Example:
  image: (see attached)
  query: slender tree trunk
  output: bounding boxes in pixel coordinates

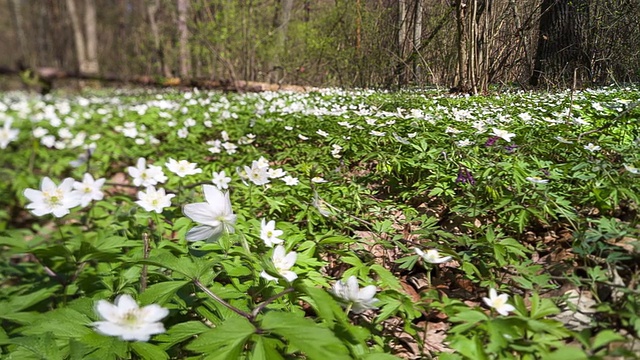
[271,0,293,83]
[83,0,98,74]
[177,0,190,78]
[66,0,99,75]
[8,0,29,67]
[147,0,171,77]
[398,0,409,85]
[412,0,423,81]
[455,0,469,91]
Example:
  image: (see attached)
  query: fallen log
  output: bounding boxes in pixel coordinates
[0,66,314,93]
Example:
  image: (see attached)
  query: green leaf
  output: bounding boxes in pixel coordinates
[155,320,210,347]
[186,316,255,358]
[139,280,190,305]
[591,329,625,350]
[250,336,285,360]
[370,264,402,291]
[4,286,62,314]
[130,342,169,360]
[10,333,63,360]
[261,311,351,360]
[543,346,588,360]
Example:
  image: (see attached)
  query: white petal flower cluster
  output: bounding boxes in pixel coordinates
[483,288,516,316]
[212,170,232,189]
[491,128,516,142]
[183,185,236,242]
[526,176,549,184]
[165,158,202,178]
[24,174,106,217]
[127,157,167,187]
[240,157,288,186]
[73,173,106,207]
[332,276,379,314]
[93,294,169,342]
[136,186,175,213]
[260,219,284,247]
[260,245,298,282]
[0,119,19,149]
[24,177,81,218]
[414,247,452,264]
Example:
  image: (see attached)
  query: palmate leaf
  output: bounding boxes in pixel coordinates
[260,311,351,360]
[186,316,255,359]
[130,342,169,360]
[9,332,63,360]
[139,280,190,306]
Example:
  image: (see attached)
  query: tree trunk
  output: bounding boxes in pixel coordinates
[271,0,294,83]
[8,0,29,68]
[454,0,469,92]
[83,0,98,74]
[177,0,190,78]
[66,0,99,75]
[530,0,587,86]
[412,0,423,81]
[398,0,409,85]
[146,0,171,77]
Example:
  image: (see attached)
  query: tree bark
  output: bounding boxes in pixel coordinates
[8,0,29,67]
[66,0,99,75]
[454,0,469,92]
[398,0,409,85]
[177,0,190,78]
[271,0,294,83]
[412,0,423,80]
[530,0,587,86]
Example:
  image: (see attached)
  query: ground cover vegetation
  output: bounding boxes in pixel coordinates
[0,86,639,359]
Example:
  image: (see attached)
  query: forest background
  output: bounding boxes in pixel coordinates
[0,0,639,92]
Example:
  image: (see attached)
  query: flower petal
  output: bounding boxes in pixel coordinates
[185,225,219,242]
[183,202,219,227]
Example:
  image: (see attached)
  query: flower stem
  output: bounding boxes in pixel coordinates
[193,279,252,319]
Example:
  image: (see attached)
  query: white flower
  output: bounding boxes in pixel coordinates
[73,173,106,207]
[93,294,169,342]
[584,143,601,152]
[555,136,573,144]
[127,158,165,187]
[0,119,19,149]
[244,161,270,186]
[311,177,327,184]
[222,142,237,154]
[369,130,386,137]
[260,219,284,247]
[24,177,81,218]
[183,185,236,242]
[298,134,309,140]
[212,170,232,189]
[624,164,640,174]
[526,176,549,184]
[165,158,202,178]
[260,245,297,282]
[414,247,452,264]
[136,186,175,213]
[456,139,473,147]
[177,127,189,138]
[491,128,516,142]
[316,129,329,137]
[284,126,293,131]
[483,288,516,316]
[281,175,299,186]
[268,168,286,179]
[332,276,379,314]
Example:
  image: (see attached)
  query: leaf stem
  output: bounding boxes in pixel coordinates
[251,287,295,319]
